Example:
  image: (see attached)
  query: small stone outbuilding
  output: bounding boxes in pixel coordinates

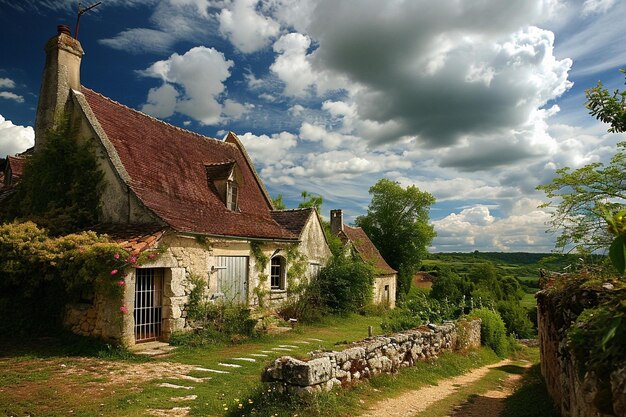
[330,209,397,308]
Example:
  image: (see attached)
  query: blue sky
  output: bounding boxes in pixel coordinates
[0,0,625,252]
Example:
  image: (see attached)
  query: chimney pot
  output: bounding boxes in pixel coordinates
[57,25,71,36]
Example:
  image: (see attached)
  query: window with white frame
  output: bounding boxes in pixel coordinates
[270,256,285,290]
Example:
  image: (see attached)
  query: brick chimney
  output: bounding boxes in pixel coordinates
[330,209,344,235]
[34,25,84,150]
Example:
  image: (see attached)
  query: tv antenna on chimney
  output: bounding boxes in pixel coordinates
[74,1,102,40]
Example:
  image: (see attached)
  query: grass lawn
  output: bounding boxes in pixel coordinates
[519,292,537,309]
[1,314,388,416]
[0,314,507,417]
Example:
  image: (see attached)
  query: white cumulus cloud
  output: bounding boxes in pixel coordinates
[219,0,280,53]
[139,46,246,125]
[0,115,34,158]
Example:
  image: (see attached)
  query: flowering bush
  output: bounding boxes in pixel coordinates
[0,221,164,319]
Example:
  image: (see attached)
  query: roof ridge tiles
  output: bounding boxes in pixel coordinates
[270,207,313,213]
[80,86,236,149]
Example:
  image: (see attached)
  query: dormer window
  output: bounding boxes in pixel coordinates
[205,160,243,212]
[227,180,238,211]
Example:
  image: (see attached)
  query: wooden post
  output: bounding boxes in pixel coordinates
[368,325,373,338]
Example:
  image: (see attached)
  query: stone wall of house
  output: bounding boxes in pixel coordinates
[262,319,481,396]
[373,274,397,308]
[64,292,123,342]
[537,289,626,417]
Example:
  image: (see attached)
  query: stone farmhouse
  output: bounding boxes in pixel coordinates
[10,26,332,346]
[330,209,397,308]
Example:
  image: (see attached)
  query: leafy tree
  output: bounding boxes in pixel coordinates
[468,262,504,300]
[586,69,626,133]
[356,178,436,296]
[298,191,323,211]
[5,118,103,235]
[430,266,466,304]
[272,194,286,209]
[538,70,626,255]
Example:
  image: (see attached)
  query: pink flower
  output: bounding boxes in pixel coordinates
[128,256,138,264]
[110,269,118,275]
[117,280,125,286]
[119,306,129,314]
[113,253,120,260]
[148,253,156,259]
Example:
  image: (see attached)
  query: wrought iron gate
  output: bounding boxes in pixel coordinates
[215,256,248,304]
[134,268,164,342]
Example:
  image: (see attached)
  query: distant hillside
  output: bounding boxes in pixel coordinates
[427,251,581,268]
[423,251,602,284]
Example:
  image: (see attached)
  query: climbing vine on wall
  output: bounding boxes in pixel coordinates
[250,240,270,307]
[285,244,308,297]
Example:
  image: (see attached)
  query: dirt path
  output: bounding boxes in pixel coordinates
[449,364,529,417]
[359,359,513,417]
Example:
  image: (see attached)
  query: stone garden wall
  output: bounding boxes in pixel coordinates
[537,289,626,417]
[262,319,481,396]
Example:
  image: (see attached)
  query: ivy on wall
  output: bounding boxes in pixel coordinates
[250,240,310,306]
[251,240,270,307]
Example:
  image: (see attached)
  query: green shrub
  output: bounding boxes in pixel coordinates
[497,300,535,338]
[316,255,375,313]
[470,307,510,357]
[183,275,257,345]
[278,282,328,323]
[381,287,458,332]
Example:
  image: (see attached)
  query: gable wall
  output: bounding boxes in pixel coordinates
[70,94,161,225]
[298,215,332,266]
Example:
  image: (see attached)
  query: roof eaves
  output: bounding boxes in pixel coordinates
[176,230,300,243]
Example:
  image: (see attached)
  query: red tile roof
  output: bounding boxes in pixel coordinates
[81,87,297,241]
[93,224,166,255]
[343,225,396,275]
[7,155,26,181]
[271,208,314,236]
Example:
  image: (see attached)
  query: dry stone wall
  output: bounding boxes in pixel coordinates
[537,289,626,417]
[262,319,481,396]
[64,293,122,341]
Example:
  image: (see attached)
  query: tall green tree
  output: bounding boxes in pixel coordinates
[356,178,436,296]
[272,194,286,209]
[538,70,626,255]
[298,191,323,211]
[6,118,104,235]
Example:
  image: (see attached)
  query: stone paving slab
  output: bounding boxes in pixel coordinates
[180,375,210,382]
[250,353,269,357]
[194,367,230,374]
[218,362,242,368]
[232,357,256,362]
[170,395,197,402]
[158,383,193,390]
